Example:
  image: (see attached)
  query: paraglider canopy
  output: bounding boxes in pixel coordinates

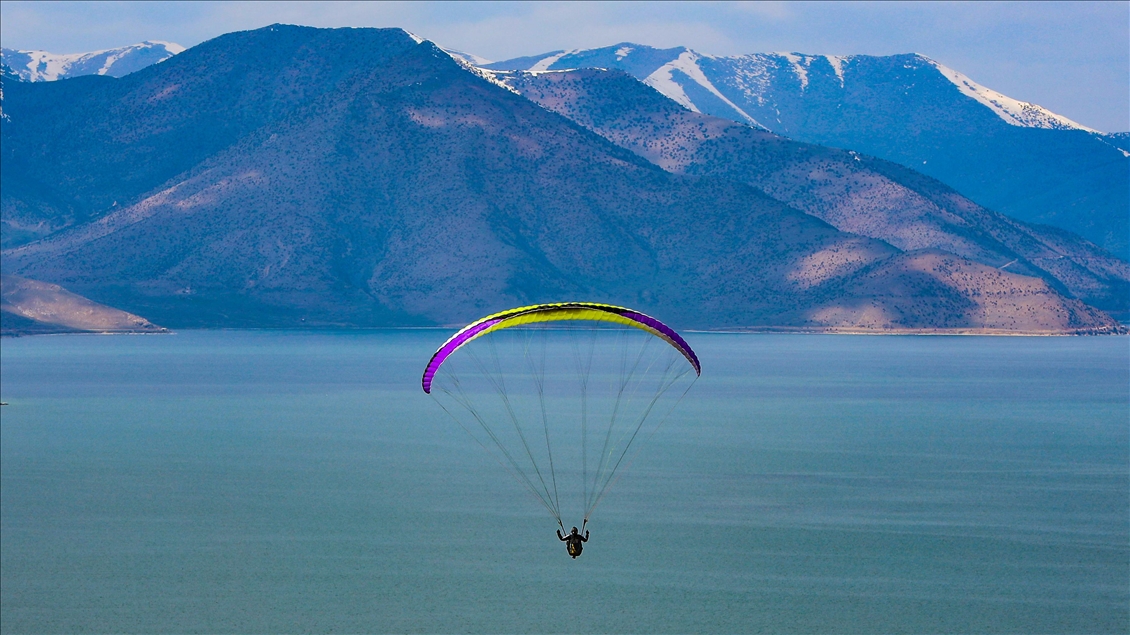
[422,302,700,394]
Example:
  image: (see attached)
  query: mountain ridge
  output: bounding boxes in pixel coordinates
[487,43,1129,259]
[8,38,1121,255]
[0,26,1121,333]
[1,41,183,82]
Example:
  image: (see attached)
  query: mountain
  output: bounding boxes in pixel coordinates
[1,274,165,335]
[486,45,1130,259]
[496,68,1129,318]
[0,41,183,82]
[0,26,1119,333]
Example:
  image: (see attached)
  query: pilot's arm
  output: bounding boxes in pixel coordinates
[557,529,567,541]
[581,531,589,542]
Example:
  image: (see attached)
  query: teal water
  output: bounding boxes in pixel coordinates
[1,331,1127,634]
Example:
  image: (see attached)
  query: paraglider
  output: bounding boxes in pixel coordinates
[422,302,699,557]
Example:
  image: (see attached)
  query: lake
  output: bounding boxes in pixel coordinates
[1,330,1127,633]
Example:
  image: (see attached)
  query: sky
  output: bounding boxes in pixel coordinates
[1,1,1127,132]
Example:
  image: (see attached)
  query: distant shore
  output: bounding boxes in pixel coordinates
[689,325,1130,336]
[4,324,1126,338]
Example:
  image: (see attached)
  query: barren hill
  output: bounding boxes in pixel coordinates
[1,274,165,335]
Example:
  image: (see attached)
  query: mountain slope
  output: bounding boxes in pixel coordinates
[0,26,880,329]
[1,26,446,247]
[0,26,1117,333]
[0,42,183,81]
[498,69,1129,318]
[487,45,1129,259]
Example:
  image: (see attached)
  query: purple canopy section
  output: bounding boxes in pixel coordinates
[621,309,700,373]
[421,317,503,394]
[421,303,699,394]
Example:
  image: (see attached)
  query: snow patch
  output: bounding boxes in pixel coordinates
[1093,133,1130,157]
[16,49,82,81]
[441,48,494,66]
[643,61,699,112]
[98,51,127,75]
[443,53,521,95]
[528,50,575,72]
[928,58,1097,132]
[780,53,810,90]
[644,51,764,128]
[615,46,634,60]
[476,69,521,94]
[516,69,588,76]
[155,41,186,55]
[825,55,846,87]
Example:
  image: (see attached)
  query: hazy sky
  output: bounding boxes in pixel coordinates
[1,1,1127,131]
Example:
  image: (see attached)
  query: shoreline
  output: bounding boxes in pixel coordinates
[3,325,1127,338]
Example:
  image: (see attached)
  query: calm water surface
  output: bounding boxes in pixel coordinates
[1,331,1127,633]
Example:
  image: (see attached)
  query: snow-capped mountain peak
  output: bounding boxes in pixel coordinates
[482,44,766,129]
[1,41,184,82]
[926,57,1097,132]
[486,44,1100,135]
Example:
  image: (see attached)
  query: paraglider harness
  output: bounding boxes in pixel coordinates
[557,520,589,558]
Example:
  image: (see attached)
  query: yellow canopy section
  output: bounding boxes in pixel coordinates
[421,302,699,393]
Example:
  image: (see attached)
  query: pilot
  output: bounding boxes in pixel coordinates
[557,526,589,558]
